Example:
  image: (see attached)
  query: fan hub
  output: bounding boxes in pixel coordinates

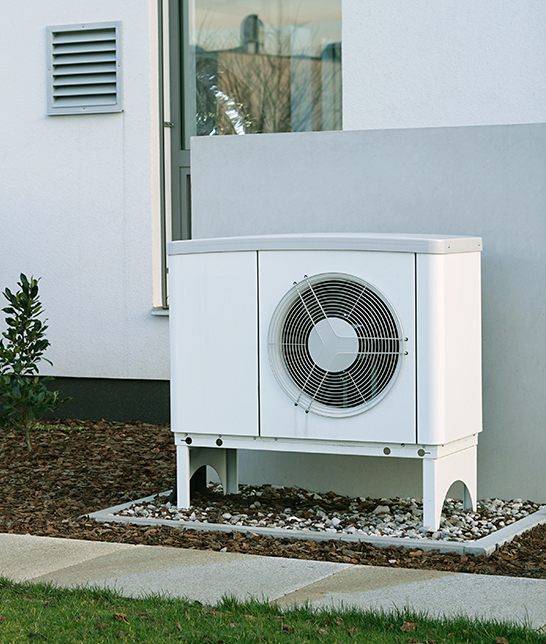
[307,317,359,372]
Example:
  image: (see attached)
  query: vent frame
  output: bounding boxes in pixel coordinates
[47,21,123,115]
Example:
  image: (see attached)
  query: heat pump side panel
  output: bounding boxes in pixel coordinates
[169,251,259,437]
[258,249,416,444]
[416,252,482,445]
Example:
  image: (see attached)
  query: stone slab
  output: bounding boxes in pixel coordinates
[0,533,132,583]
[276,565,546,628]
[30,543,348,605]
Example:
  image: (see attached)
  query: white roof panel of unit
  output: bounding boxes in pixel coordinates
[168,233,483,256]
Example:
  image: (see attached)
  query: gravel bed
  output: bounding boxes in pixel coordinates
[114,484,545,542]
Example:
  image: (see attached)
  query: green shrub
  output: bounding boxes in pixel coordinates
[0,274,70,451]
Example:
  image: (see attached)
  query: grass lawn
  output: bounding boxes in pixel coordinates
[0,577,542,644]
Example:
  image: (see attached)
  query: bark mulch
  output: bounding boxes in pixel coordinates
[1,419,545,579]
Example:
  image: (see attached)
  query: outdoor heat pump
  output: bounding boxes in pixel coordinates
[168,233,483,530]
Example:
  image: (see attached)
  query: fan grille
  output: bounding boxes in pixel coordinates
[268,273,404,417]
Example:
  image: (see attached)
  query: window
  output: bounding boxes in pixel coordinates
[181,0,341,146]
[163,0,341,306]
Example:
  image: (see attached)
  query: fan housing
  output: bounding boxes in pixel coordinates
[268,272,404,417]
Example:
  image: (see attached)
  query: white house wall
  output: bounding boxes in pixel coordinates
[0,1,168,380]
[343,0,546,131]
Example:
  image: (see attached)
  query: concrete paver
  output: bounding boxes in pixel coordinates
[30,544,349,605]
[0,533,545,629]
[0,533,132,582]
[276,566,546,628]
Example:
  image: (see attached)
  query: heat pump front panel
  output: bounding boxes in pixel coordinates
[259,250,416,443]
[169,251,259,437]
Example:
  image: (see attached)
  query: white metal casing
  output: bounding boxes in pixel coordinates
[169,250,259,437]
[416,251,482,444]
[168,233,482,446]
[258,249,415,443]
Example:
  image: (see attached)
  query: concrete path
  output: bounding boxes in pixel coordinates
[0,533,545,629]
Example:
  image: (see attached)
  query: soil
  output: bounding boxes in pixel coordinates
[1,419,545,579]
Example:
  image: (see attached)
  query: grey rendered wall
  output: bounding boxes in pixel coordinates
[190,124,546,502]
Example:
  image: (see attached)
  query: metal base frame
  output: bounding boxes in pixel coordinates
[173,433,478,531]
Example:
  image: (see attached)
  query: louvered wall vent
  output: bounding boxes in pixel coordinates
[47,22,122,115]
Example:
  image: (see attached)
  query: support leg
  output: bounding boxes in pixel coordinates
[224,449,239,495]
[176,444,191,509]
[422,445,477,531]
[175,447,240,507]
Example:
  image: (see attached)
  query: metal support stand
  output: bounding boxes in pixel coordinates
[422,444,477,530]
[174,434,478,531]
[176,445,238,508]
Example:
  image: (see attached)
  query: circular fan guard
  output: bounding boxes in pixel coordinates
[268,273,405,417]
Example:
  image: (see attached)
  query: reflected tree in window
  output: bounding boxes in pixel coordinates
[188,0,341,137]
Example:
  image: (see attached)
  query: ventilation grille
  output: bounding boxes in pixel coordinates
[268,273,405,418]
[47,22,122,115]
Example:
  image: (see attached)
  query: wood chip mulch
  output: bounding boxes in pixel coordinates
[1,419,545,579]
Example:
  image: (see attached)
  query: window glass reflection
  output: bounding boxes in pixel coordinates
[186,0,341,140]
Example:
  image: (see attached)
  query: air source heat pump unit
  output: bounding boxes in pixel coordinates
[168,233,483,530]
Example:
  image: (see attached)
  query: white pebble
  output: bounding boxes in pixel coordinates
[110,485,538,545]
